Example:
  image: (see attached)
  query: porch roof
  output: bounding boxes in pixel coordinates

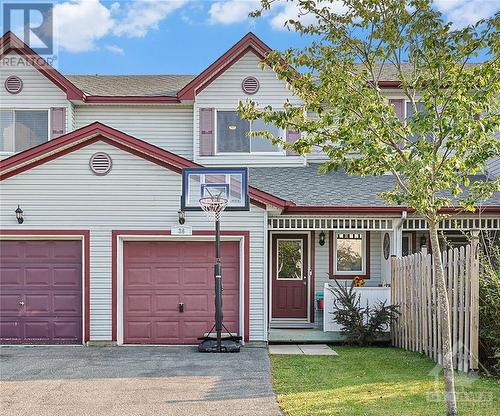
[249,165,500,208]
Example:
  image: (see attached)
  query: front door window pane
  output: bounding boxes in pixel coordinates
[277,240,303,279]
[336,233,363,272]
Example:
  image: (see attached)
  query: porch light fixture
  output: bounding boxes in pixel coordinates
[228,125,237,131]
[319,231,326,246]
[15,205,24,224]
[178,210,186,225]
[420,235,427,247]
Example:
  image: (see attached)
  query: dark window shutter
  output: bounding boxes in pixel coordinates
[50,107,66,139]
[389,99,404,120]
[286,129,300,156]
[199,108,215,156]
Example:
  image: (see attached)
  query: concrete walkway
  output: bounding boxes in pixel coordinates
[0,346,282,416]
[269,344,338,355]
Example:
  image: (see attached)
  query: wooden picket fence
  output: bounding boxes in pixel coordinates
[391,234,480,372]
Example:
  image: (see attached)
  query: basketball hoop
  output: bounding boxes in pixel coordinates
[199,193,228,222]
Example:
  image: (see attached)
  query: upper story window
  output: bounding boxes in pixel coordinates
[0,110,48,153]
[216,111,282,154]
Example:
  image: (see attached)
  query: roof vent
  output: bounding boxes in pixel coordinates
[242,76,259,95]
[4,76,23,94]
[89,152,112,176]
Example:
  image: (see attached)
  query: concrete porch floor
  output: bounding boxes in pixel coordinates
[268,328,344,343]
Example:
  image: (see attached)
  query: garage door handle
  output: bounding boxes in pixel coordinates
[179,303,184,313]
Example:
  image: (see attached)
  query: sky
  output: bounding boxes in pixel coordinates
[1,0,498,75]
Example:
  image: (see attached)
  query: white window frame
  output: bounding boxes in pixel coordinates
[402,232,413,256]
[276,238,304,281]
[0,108,50,156]
[214,109,286,156]
[333,231,366,275]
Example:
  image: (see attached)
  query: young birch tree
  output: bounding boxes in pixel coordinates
[239,1,500,414]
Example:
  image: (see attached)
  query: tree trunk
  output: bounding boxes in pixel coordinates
[428,219,458,415]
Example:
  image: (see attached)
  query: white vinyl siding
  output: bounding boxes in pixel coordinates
[0,53,70,158]
[0,141,267,341]
[75,105,194,159]
[195,51,304,166]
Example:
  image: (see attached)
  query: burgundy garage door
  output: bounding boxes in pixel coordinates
[123,241,239,344]
[0,240,82,344]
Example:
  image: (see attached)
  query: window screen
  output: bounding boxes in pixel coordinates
[0,111,14,152]
[1,110,48,153]
[216,111,281,153]
[217,111,250,153]
[15,111,48,152]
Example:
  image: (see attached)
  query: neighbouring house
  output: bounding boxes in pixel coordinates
[0,31,498,346]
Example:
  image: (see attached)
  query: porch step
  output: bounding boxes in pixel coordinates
[270,320,316,329]
[269,328,344,343]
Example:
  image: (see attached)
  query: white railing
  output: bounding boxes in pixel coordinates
[323,283,391,332]
[268,217,394,231]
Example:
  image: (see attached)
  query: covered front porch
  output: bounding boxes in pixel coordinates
[266,213,500,342]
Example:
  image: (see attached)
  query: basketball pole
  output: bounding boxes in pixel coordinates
[214,217,223,352]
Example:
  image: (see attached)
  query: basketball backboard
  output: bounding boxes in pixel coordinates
[181,167,249,211]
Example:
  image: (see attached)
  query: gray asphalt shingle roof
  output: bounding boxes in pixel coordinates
[249,165,500,207]
[66,75,196,96]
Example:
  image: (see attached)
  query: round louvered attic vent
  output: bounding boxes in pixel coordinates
[89,152,112,176]
[4,76,23,94]
[242,76,259,95]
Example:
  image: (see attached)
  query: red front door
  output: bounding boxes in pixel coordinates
[271,234,308,319]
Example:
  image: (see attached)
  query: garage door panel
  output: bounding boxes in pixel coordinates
[24,242,51,259]
[155,294,181,313]
[53,320,81,341]
[155,321,180,342]
[126,267,152,286]
[0,295,21,314]
[123,241,240,344]
[154,267,181,286]
[183,294,209,313]
[25,268,51,286]
[125,320,153,341]
[183,267,211,286]
[23,320,51,340]
[53,294,81,314]
[0,320,21,341]
[125,294,152,314]
[0,267,23,286]
[53,267,81,286]
[0,240,82,345]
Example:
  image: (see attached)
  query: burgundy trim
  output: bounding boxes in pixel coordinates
[111,230,250,342]
[329,230,371,280]
[0,121,287,208]
[84,96,180,103]
[0,229,91,342]
[310,230,315,323]
[1,32,83,100]
[178,33,271,100]
[285,206,407,214]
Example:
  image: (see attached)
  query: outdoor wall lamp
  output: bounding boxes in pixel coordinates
[178,210,186,225]
[420,235,427,247]
[15,205,24,224]
[319,231,326,246]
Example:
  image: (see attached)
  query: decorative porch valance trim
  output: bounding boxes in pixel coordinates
[403,217,500,231]
[268,217,395,231]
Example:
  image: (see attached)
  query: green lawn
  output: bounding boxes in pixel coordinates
[270,347,499,416]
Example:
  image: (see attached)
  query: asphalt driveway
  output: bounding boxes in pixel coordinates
[0,346,282,416]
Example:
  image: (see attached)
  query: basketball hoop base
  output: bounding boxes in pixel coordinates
[198,338,242,353]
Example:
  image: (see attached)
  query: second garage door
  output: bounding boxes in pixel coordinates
[123,240,240,344]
